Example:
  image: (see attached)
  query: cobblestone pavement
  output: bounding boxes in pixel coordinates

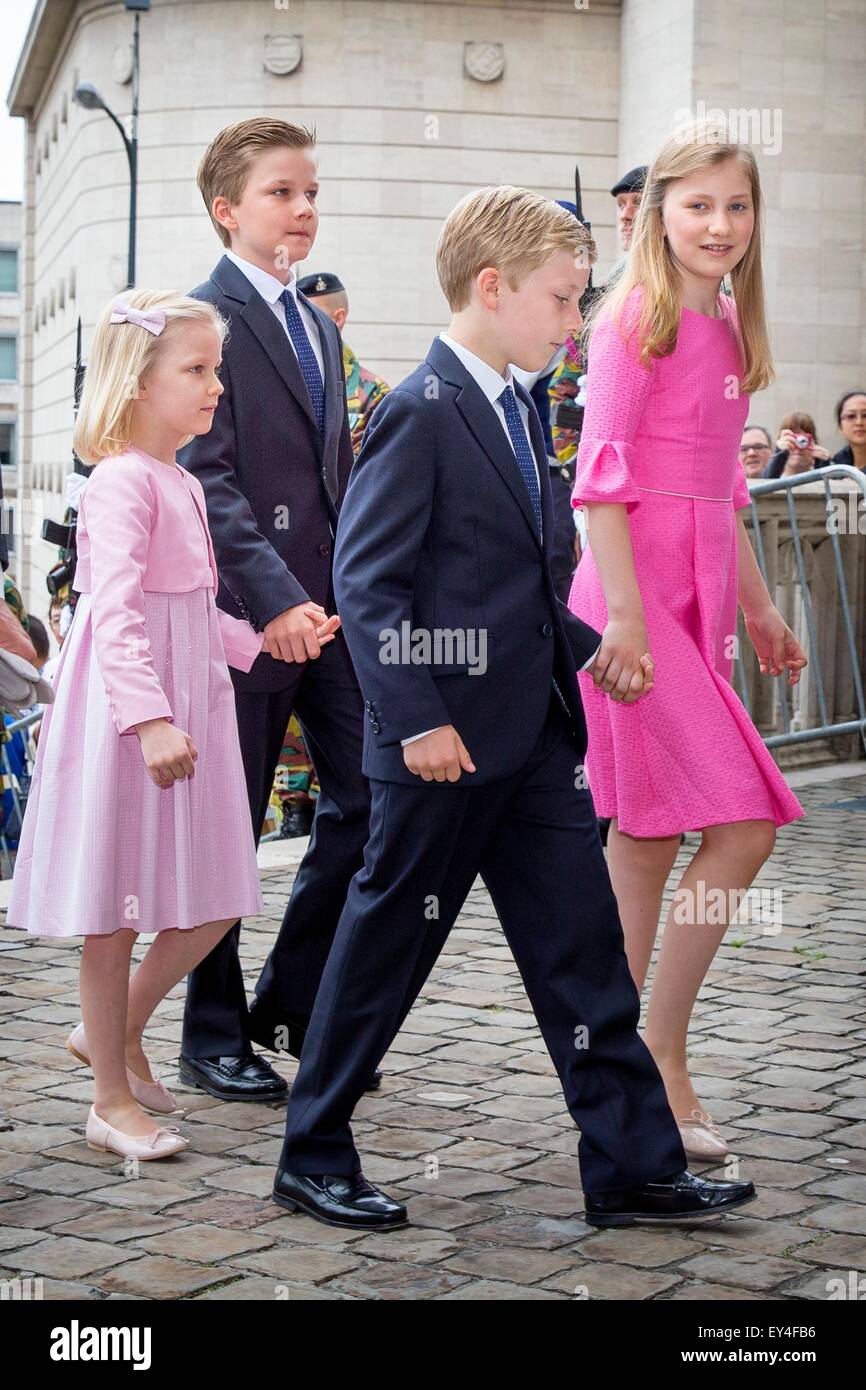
[1,770,864,1301]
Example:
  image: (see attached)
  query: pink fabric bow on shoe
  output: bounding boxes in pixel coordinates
[147,1125,184,1149]
[67,1022,183,1115]
[85,1105,188,1160]
[109,303,166,335]
[676,1108,730,1159]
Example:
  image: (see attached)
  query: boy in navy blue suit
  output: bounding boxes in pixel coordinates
[177,119,373,1101]
[273,186,755,1230]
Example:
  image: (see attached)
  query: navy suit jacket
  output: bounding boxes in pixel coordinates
[332,336,603,785]
[179,254,355,691]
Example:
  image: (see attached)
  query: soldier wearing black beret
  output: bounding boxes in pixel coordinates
[298,274,390,457]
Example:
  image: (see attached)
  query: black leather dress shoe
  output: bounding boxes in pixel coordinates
[584,1169,756,1227]
[177,1052,288,1101]
[272,1168,408,1230]
[248,998,383,1092]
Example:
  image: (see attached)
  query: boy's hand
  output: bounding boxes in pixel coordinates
[403,725,476,782]
[263,604,341,662]
[590,618,654,703]
[135,718,198,787]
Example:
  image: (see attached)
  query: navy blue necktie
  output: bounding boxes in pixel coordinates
[279,289,325,433]
[499,384,568,714]
[498,385,542,539]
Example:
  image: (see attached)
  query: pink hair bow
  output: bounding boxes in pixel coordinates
[109,302,166,335]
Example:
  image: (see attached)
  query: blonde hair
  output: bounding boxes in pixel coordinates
[197,117,317,247]
[584,119,774,394]
[436,185,597,311]
[73,289,227,464]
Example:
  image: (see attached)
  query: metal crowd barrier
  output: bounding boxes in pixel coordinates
[737,464,866,755]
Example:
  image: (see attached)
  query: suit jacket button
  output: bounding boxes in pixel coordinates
[541,621,554,637]
[371,720,381,733]
[364,700,372,710]
[318,542,330,557]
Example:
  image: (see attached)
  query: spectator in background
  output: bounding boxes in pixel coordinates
[48,596,64,646]
[21,616,53,746]
[0,602,45,848]
[25,616,50,670]
[763,412,830,479]
[610,165,648,261]
[0,575,38,666]
[42,603,65,684]
[739,424,773,478]
[833,390,866,472]
[550,167,649,469]
[547,169,649,601]
[296,272,390,458]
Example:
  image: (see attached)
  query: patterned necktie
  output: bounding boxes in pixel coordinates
[279,288,325,433]
[498,385,567,715]
[498,385,543,539]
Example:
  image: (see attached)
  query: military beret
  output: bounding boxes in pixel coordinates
[297,271,345,297]
[610,166,647,197]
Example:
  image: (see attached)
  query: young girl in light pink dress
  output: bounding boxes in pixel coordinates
[568,122,807,1159]
[7,290,337,1160]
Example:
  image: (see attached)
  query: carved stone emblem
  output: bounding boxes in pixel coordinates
[112,42,133,86]
[464,41,505,83]
[263,34,303,76]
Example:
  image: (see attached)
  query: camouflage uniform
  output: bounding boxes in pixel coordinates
[548,337,586,465]
[269,714,320,819]
[3,576,29,631]
[343,341,390,458]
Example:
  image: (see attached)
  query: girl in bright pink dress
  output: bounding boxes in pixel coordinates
[568,122,807,1159]
[7,290,336,1160]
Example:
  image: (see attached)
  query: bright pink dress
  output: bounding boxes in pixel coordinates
[568,286,805,838]
[7,447,266,936]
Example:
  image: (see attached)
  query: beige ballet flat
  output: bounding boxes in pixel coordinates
[677,1108,731,1159]
[85,1105,189,1160]
[68,1022,184,1115]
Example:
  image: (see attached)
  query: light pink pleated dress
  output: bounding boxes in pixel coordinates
[7,447,265,935]
[568,286,805,838]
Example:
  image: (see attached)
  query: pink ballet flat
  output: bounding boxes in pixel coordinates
[67,1022,184,1115]
[676,1108,731,1159]
[85,1105,188,1160]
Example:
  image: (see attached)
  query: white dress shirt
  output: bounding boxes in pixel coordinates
[225,249,324,378]
[439,332,542,500]
[402,333,598,747]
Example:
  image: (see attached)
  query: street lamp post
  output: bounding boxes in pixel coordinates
[73,1,149,289]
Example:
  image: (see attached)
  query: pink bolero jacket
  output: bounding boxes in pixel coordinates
[73,447,265,735]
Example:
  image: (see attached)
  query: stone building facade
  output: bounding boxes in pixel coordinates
[7,0,865,612]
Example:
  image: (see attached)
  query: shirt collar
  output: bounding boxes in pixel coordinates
[226,249,297,307]
[438,332,516,408]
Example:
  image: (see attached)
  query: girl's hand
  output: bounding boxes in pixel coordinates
[592,617,653,702]
[135,718,199,787]
[809,444,831,464]
[744,606,808,685]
